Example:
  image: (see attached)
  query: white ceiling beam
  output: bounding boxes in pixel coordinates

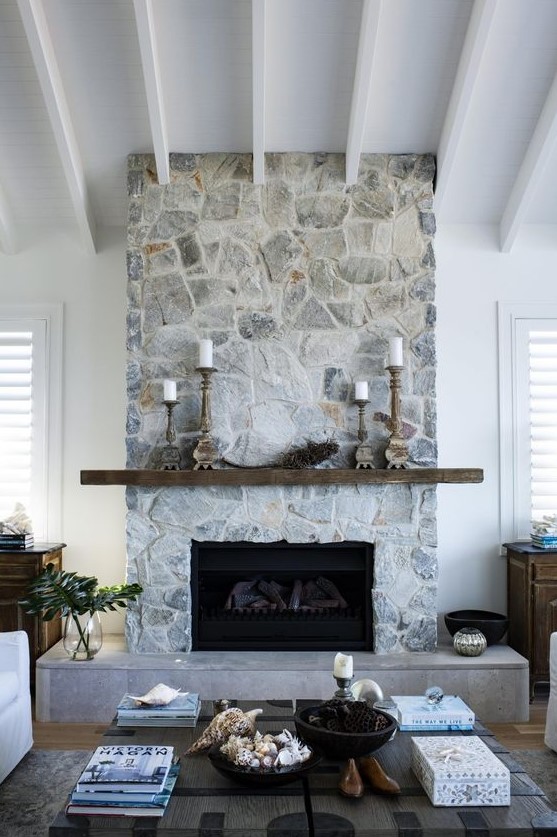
[345,0,382,185]
[252,0,266,185]
[133,0,170,185]
[434,0,499,217]
[0,181,17,255]
[16,0,96,254]
[500,69,557,253]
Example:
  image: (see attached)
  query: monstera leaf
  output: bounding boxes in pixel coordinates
[19,563,142,620]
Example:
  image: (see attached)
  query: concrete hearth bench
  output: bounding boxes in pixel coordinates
[35,634,529,724]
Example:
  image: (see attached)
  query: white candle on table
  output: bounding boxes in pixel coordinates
[389,336,404,367]
[333,652,353,679]
[163,380,176,401]
[355,381,368,400]
[199,339,213,367]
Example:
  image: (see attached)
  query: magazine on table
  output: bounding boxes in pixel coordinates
[391,695,475,730]
[116,692,200,718]
[75,745,174,793]
[67,764,179,817]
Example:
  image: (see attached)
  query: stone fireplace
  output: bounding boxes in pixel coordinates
[125,152,438,655]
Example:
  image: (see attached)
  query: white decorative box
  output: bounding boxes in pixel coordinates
[411,735,510,807]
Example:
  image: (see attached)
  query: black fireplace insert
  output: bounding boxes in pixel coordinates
[191,540,373,651]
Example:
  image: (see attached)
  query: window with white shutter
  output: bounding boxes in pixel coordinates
[499,303,557,544]
[528,330,557,522]
[0,307,62,541]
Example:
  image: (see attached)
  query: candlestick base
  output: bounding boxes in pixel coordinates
[160,444,181,471]
[333,676,355,701]
[355,443,375,469]
[384,435,409,469]
[193,434,218,470]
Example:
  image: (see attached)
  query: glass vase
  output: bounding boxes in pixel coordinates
[63,611,103,660]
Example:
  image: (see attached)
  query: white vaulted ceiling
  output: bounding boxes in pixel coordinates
[0,0,557,253]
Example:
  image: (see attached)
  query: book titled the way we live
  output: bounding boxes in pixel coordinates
[391,695,475,731]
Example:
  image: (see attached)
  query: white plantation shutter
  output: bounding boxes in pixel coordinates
[529,330,557,521]
[0,307,62,542]
[499,306,557,543]
[0,322,46,533]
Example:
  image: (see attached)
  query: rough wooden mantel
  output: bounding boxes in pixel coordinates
[80,467,483,487]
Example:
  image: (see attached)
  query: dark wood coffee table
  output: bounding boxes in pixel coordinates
[49,700,557,836]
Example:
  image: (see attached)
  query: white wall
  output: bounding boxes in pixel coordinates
[0,226,127,631]
[436,224,557,615]
[2,222,556,634]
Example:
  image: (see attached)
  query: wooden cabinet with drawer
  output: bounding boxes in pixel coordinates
[0,543,65,685]
[505,541,557,698]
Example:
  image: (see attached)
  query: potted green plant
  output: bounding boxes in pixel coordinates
[19,563,142,660]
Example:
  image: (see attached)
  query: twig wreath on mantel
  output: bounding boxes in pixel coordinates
[275,438,339,469]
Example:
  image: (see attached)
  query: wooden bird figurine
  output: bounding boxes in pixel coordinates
[186,707,262,754]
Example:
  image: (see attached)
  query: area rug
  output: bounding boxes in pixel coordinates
[0,750,89,837]
[0,747,556,836]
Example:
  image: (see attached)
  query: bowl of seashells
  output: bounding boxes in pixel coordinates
[294,699,397,760]
[207,728,322,787]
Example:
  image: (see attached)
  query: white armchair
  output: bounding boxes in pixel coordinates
[545,631,557,752]
[0,631,33,783]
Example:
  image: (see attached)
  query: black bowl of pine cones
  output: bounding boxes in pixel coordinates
[294,700,397,760]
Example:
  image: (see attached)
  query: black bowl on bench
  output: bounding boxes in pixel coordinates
[444,609,509,645]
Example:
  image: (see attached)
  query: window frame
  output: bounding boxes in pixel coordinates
[498,301,557,545]
[0,304,63,541]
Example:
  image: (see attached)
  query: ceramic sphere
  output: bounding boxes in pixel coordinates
[453,627,487,657]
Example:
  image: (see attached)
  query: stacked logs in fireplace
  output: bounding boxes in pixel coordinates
[224,576,348,613]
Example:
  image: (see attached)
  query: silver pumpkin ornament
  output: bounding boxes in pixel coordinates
[453,627,487,656]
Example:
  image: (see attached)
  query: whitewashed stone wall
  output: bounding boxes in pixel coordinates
[125,152,438,654]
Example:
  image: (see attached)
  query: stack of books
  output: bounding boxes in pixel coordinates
[116,691,201,727]
[531,516,557,549]
[0,532,34,550]
[391,694,475,731]
[65,744,178,817]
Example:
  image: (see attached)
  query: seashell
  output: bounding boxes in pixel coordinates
[186,707,263,754]
[350,678,384,706]
[127,683,183,706]
[275,748,296,767]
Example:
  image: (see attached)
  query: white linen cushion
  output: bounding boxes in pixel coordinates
[0,672,19,713]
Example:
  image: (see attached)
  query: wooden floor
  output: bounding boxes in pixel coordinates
[31,696,550,752]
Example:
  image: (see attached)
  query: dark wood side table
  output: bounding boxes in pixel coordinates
[505,540,557,698]
[0,542,65,686]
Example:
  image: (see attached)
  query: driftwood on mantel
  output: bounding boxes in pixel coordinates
[80,467,483,487]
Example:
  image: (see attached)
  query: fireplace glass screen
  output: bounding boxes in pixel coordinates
[191,540,373,651]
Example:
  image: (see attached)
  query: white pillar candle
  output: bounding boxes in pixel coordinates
[333,652,353,679]
[389,336,404,367]
[199,339,213,367]
[163,379,176,401]
[355,381,368,400]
